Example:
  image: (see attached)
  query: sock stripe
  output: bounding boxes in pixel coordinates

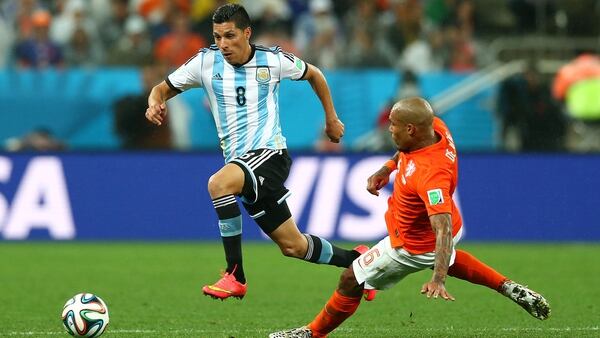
[219,216,242,237]
[304,234,314,260]
[213,194,241,221]
[213,195,235,206]
[213,194,236,202]
[213,198,237,208]
[318,240,333,264]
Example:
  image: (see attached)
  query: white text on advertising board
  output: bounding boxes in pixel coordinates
[0,156,75,239]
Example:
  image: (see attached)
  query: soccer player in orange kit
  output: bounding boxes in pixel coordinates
[269,97,550,338]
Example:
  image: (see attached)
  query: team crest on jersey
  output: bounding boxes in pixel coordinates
[256,67,271,83]
[427,189,444,206]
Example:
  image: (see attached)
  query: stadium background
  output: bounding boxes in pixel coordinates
[1,0,599,337]
[1,0,598,241]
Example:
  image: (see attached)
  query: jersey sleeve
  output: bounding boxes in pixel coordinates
[417,166,454,216]
[278,50,308,81]
[166,51,204,92]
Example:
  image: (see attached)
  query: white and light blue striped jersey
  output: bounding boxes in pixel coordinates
[166,44,308,162]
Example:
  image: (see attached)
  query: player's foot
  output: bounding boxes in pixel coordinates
[501,280,550,320]
[353,245,377,301]
[269,326,312,338]
[202,270,247,300]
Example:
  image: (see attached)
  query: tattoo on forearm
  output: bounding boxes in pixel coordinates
[431,213,452,282]
[377,167,391,176]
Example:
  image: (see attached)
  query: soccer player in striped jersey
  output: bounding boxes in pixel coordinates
[145,4,370,301]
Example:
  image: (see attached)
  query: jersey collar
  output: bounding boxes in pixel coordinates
[407,131,444,155]
[231,44,256,68]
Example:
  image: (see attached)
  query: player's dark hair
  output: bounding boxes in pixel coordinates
[212,4,251,29]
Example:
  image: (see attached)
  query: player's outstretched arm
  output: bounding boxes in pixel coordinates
[146,81,179,126]
[302,63,344,143]
[421,213,454,301]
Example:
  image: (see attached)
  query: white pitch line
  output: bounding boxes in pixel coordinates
[3,327,598,336]
[334,326,600,334]
[2,328,263,336]
[501,327,600,332]
[2,330,156,336]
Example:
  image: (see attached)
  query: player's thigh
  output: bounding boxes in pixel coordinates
[353,237,422,290]
[243,198,293,235]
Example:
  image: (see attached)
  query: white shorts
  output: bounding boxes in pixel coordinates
[352,227,464,290]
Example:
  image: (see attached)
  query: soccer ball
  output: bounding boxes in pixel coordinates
[61,293,109,337]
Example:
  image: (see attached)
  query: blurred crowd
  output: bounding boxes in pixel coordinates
[1,0,599,153]
[2,0,599,82]
[0,0,567,73]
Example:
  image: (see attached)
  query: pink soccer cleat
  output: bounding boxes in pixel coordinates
[202,268,247,300]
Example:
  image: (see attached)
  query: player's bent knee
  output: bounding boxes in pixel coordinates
[207,176,225,196]
[207,174,239,196]
[338,267,362,296]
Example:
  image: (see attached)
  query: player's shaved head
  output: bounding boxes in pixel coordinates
[391,97,434,127]
[388,97,437,152]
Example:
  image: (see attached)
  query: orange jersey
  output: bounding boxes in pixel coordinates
[385,117,462,254]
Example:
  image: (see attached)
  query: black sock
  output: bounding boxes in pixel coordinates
[213,195,245,283]
[303,234,360,268]
[222,234,245,283]
[329,245,361,268]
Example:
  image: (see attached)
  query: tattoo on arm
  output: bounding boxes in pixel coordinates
[376,166,392,176]
[430,213,453,283]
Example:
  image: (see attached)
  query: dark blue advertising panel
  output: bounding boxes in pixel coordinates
[0,153,597,241]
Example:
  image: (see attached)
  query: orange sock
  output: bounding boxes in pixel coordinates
[308,290,362,337]
[448,249,508,292]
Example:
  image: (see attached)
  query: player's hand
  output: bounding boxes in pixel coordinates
[145,103,167,126]
[420,280,455,301]
[366,167,391,196]
[325,118,344,143]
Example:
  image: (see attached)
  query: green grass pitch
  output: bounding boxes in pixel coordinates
[1,242,599,337]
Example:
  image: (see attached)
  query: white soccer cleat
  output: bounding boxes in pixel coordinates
[501,280,551,320]
[269,326,313,338]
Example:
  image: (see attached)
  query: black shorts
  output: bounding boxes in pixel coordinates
[230,148,293,233]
